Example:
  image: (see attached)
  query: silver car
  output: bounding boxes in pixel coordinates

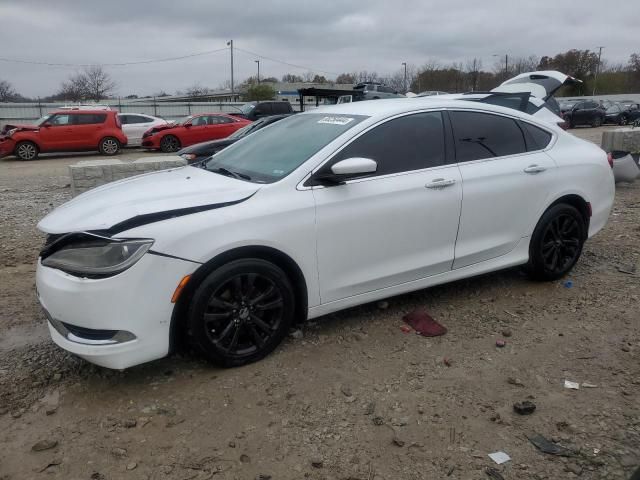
[354,83,405,100]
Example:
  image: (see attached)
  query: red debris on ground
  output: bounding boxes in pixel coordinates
[402,310,447,337]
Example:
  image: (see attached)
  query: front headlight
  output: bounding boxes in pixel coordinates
[7,128,17,137]
[42,238,153,277]
[180,153,197,161]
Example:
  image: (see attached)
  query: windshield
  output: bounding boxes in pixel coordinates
[34,115,51,126]
[175,115,194,125]
[240,103,256,115]
[204,113,368,183]
[606,105,620,113]
[228,118,266,139]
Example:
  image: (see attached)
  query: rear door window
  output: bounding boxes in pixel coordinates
[127,115,151,124]
[329,112,446,176]
[76,114,107,125]
[49,114,72,126]
[449,111,527,162]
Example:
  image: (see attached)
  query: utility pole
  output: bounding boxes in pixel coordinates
[593,46,604,96]
[227,40,234,99]
[505,54,509,80]
[402,62,407,93]
[255,60,260,84]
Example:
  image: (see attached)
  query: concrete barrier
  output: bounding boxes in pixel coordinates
[69,156,187,196]
[601,128,640,154]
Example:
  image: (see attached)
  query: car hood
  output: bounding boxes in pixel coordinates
[38,166,260,234]
[0,123,39,135]
[146,123,181,135]
[493,71,582,100]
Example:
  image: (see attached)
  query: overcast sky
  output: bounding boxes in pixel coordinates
[0,0,637,98]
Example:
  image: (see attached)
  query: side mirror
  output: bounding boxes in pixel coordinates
[184,123,192,128]
[42,123,51,127]
[310,157,377,186]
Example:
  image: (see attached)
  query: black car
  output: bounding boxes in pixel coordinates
[231,101,294,121]
[177,114,291,164]
[604,103,632,126]
[561,100,606,128]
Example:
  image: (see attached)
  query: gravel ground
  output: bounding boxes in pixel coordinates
[0,129,638,479]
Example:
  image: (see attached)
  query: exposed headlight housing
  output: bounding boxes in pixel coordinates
[41,235,153,277]
[180,153,197,161]
[7,128,17,137]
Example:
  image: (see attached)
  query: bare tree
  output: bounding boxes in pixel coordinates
[184,83,211,97]
[465,58,483,91]
[81,66,116,101]
[301,71,315,82]
[282,73,304,83]
[0,79,19,102]
[58,73,87,102]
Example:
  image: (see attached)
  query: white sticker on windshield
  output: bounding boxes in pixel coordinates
[318,116,354,126]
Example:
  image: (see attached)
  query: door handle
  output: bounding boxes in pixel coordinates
[523,164,546,174]
[426,178,456,189]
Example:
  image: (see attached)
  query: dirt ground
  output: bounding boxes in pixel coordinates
[0,128,638,480]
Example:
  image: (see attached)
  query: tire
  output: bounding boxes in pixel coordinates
[160,135,180,153]
[187,259,295,367]
[14,141,38,160]
[526,204,586,281]
[99,137,120,155]
[619,115,628,126]
[591,116,602,128]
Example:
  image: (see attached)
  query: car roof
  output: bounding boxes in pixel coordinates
[304,97,544,123]
[50,109,113,114]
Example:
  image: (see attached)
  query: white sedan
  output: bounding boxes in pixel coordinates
[36,98,614,369]
[118,113,168,146]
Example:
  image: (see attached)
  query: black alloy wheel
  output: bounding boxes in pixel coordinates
[619,115,628,126]
[160,135,180,152]
[188,259,295,367]
[527,204,586,281]
[592,116,602,128]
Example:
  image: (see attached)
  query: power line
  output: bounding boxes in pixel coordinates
[0,47,229,67]
[234,47,339,76]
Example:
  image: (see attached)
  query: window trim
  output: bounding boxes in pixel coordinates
[447,109,556,165]
[300,109,453,189]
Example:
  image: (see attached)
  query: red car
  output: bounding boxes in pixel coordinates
[0,110,127,160]
[141,113,251,152]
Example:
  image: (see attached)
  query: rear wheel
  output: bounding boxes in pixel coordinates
[99,137,120,155]
[527,204,586,281]
[591,116,602,128]
[160,135,180,152]
[15,141,38,160]
[187,259,295,367]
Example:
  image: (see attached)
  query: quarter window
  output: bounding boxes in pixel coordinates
[449,111,527,162]
[521,122,552,151]
[330,112,446,176]
[127,115,151,124]
[75,114,107,125]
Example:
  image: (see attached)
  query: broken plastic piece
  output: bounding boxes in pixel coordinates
[485,468,506,480]
[527,434,572,456]
[488,451,511,464]
[581,382,598,388]
[563,280,573,288]
[564,380,580,390]
[402,310,447,337]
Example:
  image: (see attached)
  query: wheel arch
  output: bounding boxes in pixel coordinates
[14,137,41,153]
[545,194,591,238]
[169,245,308,353]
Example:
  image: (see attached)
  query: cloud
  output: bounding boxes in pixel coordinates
[0,0,636,97]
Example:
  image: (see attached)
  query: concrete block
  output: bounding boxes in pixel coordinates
[601,128,640,153]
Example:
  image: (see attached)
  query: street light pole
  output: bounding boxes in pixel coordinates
[227,40,234,100]
[593,46,604,96]
[255,60,260,84]
[402,62,407,93]
[493,54,509,81]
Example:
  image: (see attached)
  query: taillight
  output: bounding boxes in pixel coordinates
[607,152,614,168]
[115,114,122,128]
[586,202,592,217]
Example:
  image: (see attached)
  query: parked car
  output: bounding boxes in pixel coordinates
[141,113,251,152]
[416,91,450,97]
[354,82,405,99]
[603,103,631,126]
[232,101,294,121]
[118,113,168,146]
[36,98,614,370]
[0,110,127,160]
[177,114,291,164]
[561,100,606,128]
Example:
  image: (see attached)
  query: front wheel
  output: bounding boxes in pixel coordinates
[187,259,295,367]
[160,135,180,152]
[15,141,39,160]
[619,115,628,126]
[526,204,586,281]
[99,137,121,155]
